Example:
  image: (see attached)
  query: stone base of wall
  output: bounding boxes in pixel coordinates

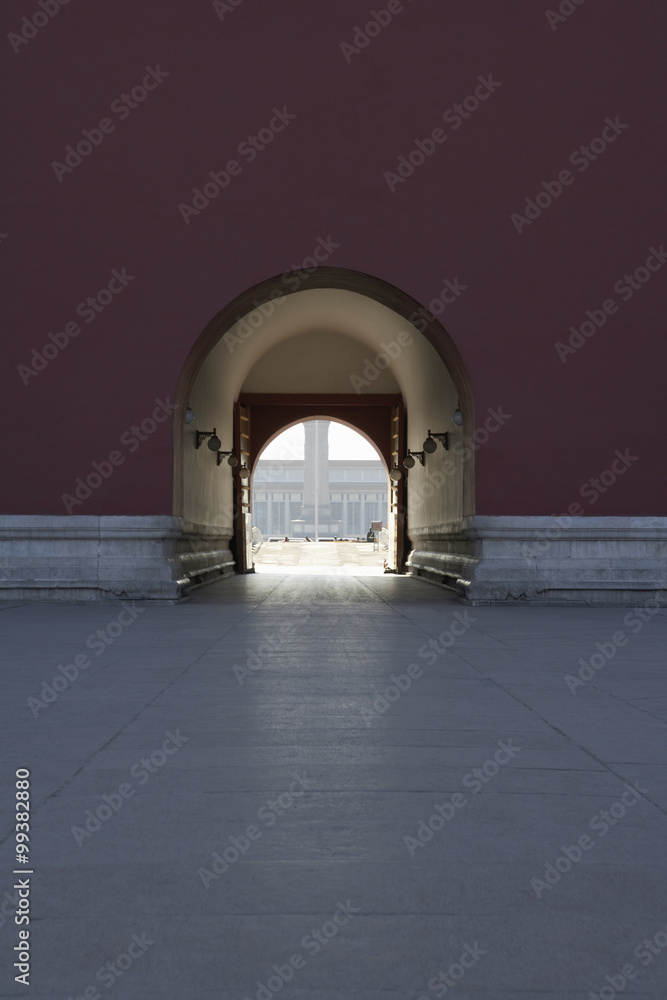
[407,516,667,606]
[3,514,665,605]
[0,516,235,602]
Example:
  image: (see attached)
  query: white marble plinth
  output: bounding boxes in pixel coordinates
[0,516,235,602]
[407,516,667,606]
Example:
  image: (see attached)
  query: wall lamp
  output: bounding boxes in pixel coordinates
[403,449,425,469]
[196,428,221,451]
[452,400,463,426]
[423,430,449,453]
[217,450,239,468]
[389,465,403,483]
[239,466,251,481]
[184,405,195,425]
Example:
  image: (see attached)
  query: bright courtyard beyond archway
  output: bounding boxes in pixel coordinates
[252,419,390,575]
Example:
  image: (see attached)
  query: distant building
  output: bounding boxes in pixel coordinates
[253,422,388,538]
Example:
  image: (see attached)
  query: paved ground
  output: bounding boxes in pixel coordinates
[1,574,666,998]
[254,540,386,574]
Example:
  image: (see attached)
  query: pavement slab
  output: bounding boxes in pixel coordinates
[1,574,666,997]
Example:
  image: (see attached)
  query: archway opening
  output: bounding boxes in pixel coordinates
[172,271,474,596]
[252,419,391,575]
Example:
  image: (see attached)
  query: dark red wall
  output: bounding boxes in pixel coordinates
[2,1,664,516]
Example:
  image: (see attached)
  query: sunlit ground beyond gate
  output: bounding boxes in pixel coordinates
[253,539,386,575]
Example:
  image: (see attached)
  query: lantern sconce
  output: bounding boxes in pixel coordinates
[423,430,449,453]
[403,449,425,469]
[195,428,222,451]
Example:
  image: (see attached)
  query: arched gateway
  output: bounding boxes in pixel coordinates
[171,267,474,594]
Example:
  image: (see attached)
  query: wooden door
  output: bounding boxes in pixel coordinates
[233,401,253,572]
[388,401,406,571]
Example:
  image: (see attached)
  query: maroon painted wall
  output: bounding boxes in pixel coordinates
[2,0,665,516]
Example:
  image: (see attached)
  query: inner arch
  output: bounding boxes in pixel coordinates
[252,418,390,573]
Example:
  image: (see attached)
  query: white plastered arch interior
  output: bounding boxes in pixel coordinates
[182,288,461,539]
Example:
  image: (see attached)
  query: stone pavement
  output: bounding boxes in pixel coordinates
[1,574,666,998]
